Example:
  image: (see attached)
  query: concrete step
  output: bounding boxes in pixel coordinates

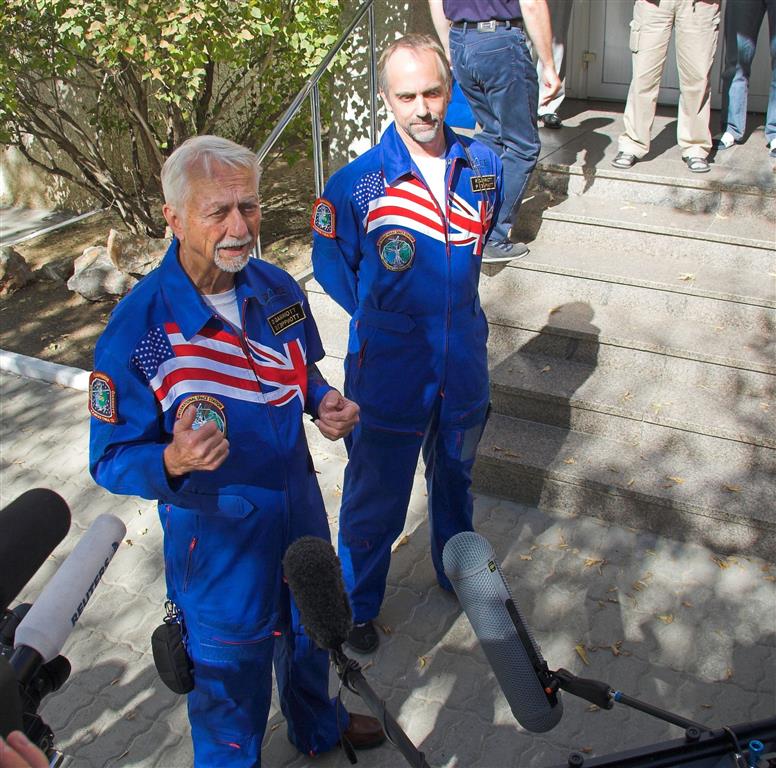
[489,348,775,449]
[509,238,775,309]
[474,413,776,560]
[537,195,776,258]
[536,162,776,218]
[480,268,775,375]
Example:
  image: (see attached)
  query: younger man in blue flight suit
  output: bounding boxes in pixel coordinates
[89,136,383,766]
[312,34,503,653]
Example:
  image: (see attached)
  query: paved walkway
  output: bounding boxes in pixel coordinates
[1,371,774,767]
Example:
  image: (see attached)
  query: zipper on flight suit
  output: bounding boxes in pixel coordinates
[236,300,293,543]
[411,159,457,403]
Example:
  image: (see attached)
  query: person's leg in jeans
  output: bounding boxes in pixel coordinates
[449,24,540,244]
[720,0,766,141]
[765,0,776,147]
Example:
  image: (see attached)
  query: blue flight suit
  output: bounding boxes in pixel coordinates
[88,241,347,767]
[311,123,503,623]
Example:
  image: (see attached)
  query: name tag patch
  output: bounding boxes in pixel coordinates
[267,302,307,335]
[471,174,496,192]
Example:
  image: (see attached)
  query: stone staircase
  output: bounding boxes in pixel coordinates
[475,112,776,560]
[306,103,776,560]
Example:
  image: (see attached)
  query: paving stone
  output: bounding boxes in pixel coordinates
[2,371,774,766]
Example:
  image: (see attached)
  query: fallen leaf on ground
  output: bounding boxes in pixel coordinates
[657,614,674,624]
[610,641,623,656]
[418,656,428,670]
[678,273,695,281]
[520,554,533,561]
[540,365,552,373]
[724,484,742,492]
[564,456,577,465]
[712,556,730,569]
[666,476,685,485]
[392,534,410,552]
[575,643,591,665]
[584,557,607,575]
[586,705,600,712]
[557,535,570,550]
[378,623,392,635]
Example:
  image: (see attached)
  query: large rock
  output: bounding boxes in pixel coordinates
[107,228,168,277]
[0,246,33,297]
[67,245,136,301]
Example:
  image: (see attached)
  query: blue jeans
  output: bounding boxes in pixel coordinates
[449,24,540,243]
[720,0,776,142]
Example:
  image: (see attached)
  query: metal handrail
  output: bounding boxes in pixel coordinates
[255,0,378,190]
[254,0,378,259]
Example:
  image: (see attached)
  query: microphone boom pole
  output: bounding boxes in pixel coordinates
[331,647,431,768]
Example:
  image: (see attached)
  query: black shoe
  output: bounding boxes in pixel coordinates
[340,713,386,750]
[540,112,563,129]
[482,239,529,264]
[346,620,379,653]
[612,151,637,169]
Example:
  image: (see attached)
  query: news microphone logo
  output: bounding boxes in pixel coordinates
[70,541,121,627]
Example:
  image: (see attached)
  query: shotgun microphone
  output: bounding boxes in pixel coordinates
[443,531,564,733]
[13,514,126,665]
[0,489,71,612]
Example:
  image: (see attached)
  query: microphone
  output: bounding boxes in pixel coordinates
[0,489,71,612]
[12,514,126,668]
[282,535,352,650]
[443,531,563,733]
[283,536,431,768]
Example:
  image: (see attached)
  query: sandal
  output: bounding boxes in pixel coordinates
[612,151,637,169]
[683,156,710,173]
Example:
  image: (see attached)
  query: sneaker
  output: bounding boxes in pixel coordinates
[345,620,379,653]
[482,239,529,263]
[714,131,738,150]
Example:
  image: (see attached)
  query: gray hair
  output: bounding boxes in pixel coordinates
[377,33,452,94]
[161,135,261,209]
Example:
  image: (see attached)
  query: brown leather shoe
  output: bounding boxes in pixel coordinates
[341,713,386,750]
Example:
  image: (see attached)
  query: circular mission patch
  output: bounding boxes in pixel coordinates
[377,229,416,272]
[176,395,227,436]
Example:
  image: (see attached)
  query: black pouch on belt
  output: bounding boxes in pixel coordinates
[151,600,194,694]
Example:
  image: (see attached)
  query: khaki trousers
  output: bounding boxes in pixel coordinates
[619,0,721,159]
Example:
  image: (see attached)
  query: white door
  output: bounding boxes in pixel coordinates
[566,0,772,112]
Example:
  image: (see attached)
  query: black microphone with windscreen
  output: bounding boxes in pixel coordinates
[283,536,431,768]
[282,534,352,650]
[442,530,564,733]
[0,489,71,612]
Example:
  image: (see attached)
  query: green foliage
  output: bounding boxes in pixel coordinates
[0,0,342,234]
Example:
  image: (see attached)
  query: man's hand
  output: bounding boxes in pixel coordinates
[163,405,229,477]
[315,390,360,441]
[0,732,49,768]
[539,66,562,106]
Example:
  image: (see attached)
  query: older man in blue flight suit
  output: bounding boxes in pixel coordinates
[311,34,503,653]
[89,136,383,767]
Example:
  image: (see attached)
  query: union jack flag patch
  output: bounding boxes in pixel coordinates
[311,198,336,238]
[89,371,118,423]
